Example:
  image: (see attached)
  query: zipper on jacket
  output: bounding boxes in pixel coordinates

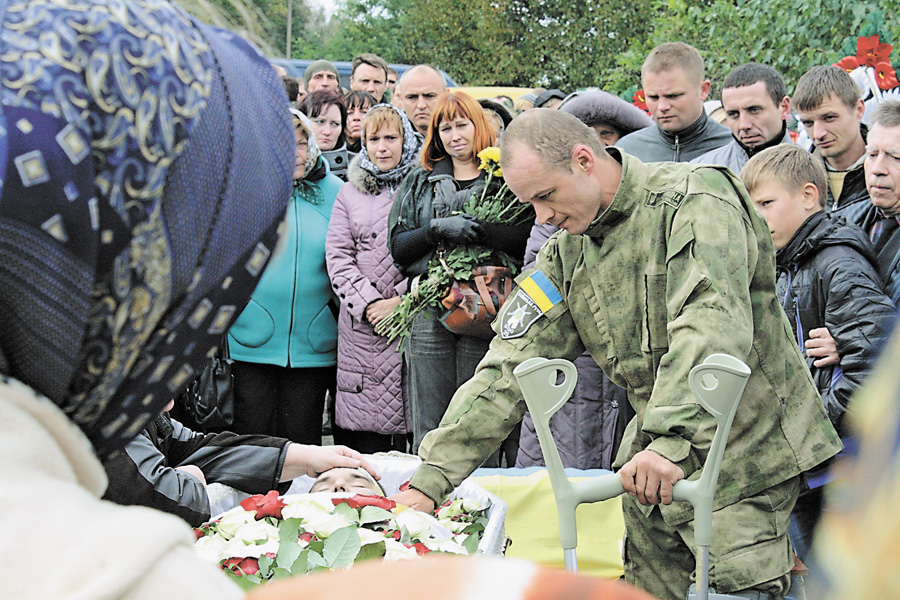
[674,135,680,162]
[783,268,805,354]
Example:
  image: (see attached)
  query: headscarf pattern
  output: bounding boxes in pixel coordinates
[290,108,327,205]
[0,0,294,457]
[356,103,421,185]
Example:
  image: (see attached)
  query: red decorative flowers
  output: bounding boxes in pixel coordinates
[857,35,893,68]
[239,490,286,520]
[632,89,649,114]
[332,494,397,511]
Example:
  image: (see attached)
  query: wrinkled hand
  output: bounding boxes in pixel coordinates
[429,214,482,244]
[389,488,436,514]
[175,464,207,486]
[619,450,684,506]
[806,327,839,367]
[281,444,380,482]
[366,296,402,326]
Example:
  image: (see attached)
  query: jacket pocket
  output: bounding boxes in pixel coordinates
[641,273,668,353]
[229,299,275,348]
[308,305,338,354]
[337,370,364,393]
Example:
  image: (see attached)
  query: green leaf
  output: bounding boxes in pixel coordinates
[307,549,328,569]
[332,501,361,524]
[323,526,362,569]
[270,566,293,580]
[355,540,387,563]
[359,505,395,525]
[278,517,302,542]
[257,555,273,578]
[276,535,303,571]
[289,549,309,576]
[462,531,481,555]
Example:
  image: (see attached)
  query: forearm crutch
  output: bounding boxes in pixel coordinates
[513,354,751,600]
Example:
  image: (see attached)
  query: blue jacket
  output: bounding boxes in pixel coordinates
[229,160,343,367]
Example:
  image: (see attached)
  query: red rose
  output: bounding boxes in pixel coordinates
[834,55,860,73]
[194,528,205,541]
[399,480,410,492]
[239,490,285,520]
[857,35,893,68]
[390,530,401,540]
[406,542,431,556]
[875,62,900,91]
[331,494,396,510]
[222,557,260,576]
[299,532,317,543]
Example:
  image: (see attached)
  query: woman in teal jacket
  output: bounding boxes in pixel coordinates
[228,109,343,443]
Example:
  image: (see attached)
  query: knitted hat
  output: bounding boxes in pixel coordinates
[559,90,653,135]
[304,59,340,88]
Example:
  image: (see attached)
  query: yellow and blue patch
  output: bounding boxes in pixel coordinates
[500,271,562,340]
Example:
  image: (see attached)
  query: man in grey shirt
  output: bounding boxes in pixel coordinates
[615,42,730,162]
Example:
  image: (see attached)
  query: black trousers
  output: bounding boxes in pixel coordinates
[230,361,335,445]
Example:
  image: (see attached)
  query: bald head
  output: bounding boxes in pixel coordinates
[501,108,607,174]
[396,65,447,133]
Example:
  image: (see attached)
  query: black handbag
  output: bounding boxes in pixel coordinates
[171,337,234,432]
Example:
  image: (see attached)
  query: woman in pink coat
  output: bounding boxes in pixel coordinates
[325,105,421,452]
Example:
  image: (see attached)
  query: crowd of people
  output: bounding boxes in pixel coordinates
[3,0,900,596]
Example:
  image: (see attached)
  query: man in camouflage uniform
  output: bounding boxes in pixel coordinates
[393,110,841,600]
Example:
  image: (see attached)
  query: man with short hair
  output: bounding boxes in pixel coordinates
[304,59,340,94]
[615,42,731,162]
[386,67,399,95]
[396,64,447,135]
[393,109,841,600]
[795,65,869,227]
[692,63,793,173]
[350,53,389,103]
[860,100,900,306]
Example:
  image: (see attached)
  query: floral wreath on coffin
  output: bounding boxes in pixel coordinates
[193,487,491,591]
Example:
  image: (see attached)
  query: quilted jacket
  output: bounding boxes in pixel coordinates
[325,157,409,434]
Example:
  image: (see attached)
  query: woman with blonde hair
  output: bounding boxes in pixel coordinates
[326,104,420,452]
[388,92,531,459]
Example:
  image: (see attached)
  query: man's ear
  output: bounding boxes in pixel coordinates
[572,145,595,173]
[699,79,712,101]
[779,96,792,121]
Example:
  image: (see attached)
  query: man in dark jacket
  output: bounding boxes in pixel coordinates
[103,399,377,526]
[794,65,870,229]
[741,143,895,561]
[615,42,731,162]
[860,100,900,307]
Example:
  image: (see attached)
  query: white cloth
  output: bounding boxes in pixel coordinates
[0,377,243,600]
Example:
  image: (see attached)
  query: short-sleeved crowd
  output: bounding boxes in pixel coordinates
[2,2,899,597]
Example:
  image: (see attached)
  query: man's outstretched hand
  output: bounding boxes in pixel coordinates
[390,488,436,513]
[619,450,685,505]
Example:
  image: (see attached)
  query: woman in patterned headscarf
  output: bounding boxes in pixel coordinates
[0,1,369,597]
[228,109,344,446]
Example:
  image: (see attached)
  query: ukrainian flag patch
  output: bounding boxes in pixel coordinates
[499,270,562,340]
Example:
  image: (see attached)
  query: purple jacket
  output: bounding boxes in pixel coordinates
[325,158,409,434]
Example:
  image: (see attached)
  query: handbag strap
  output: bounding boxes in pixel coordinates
[473,275,497,317]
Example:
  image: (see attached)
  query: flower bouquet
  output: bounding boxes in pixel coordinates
[375,147,534,348]
[194,490,491,590]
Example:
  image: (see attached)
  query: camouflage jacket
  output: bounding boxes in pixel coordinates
[411,150,841,525]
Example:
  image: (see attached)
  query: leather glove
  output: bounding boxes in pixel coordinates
[429,214,482,244]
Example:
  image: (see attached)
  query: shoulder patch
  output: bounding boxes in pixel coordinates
[499,271,562,340]
[645,189,685,208]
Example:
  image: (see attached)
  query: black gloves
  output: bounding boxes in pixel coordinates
[428,214,482,244]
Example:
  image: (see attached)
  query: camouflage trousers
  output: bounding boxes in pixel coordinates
[623,476,799,600]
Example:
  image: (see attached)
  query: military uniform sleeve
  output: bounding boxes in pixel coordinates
[411,248,585,503]
[641,169,758,478]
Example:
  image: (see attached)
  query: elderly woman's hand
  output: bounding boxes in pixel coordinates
[280,444,380,482]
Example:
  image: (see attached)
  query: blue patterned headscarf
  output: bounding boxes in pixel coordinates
[0,0,293,457]
[356,104,421,185]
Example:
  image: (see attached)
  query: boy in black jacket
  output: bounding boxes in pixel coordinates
[741,144,896,561]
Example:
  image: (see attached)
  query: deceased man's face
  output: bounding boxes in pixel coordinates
[309,467,384,495]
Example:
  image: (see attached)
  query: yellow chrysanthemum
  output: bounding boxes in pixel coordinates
[477,146,502,173]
